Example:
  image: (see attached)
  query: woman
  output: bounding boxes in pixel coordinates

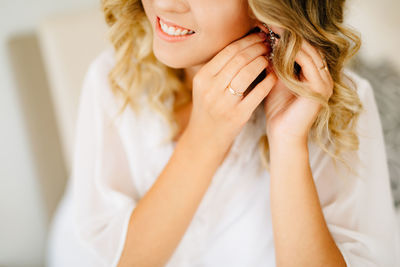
[46,0,400,266]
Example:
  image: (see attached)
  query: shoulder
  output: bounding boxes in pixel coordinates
[308,69,380,164]
[342,69,386,138]
[343,68,375,106]
[84,47,115,88]
[342,68,382,134]
[84,46,115,98]
[82,47,137,116]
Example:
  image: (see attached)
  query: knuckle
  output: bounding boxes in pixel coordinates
[219,71,232,86]
[224,44,240,56]
[233,52,250,66]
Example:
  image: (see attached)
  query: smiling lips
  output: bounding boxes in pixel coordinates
[158,17,195,36]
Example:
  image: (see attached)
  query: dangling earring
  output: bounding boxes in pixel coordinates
[262,23,280,61]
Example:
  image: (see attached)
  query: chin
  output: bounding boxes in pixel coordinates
[153,45,201,69]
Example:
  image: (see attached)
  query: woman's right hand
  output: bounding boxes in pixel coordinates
[185,32,278,149]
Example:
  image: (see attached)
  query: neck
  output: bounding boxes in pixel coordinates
[183,64,203,91]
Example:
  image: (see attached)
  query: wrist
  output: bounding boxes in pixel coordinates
[180,125,232,159]
[269,135,308,154]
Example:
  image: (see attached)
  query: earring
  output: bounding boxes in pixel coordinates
[262,23,280,60]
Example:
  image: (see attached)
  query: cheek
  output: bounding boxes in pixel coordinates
[141,1,150,17]
[203,20,251,53]
[198,0,253,44]
[141,1,155,29]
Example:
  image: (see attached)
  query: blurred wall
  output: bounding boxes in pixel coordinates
[0,1,98,266]
[346,0,400,72]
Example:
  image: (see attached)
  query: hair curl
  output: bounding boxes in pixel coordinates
[101,0,363,178]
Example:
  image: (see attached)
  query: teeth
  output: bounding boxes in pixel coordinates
[174,28,182,36]
[167,26,175,35]
[159,19,194,36]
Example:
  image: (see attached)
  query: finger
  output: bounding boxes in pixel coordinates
[228,55,269,100]
[296,48,333,100]
[295,48,323,86]
[238,70,277,116]
[301,41,331,84]
[215,42,269,93]
[203,32,267,76]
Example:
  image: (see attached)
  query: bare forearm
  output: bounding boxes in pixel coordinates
[269,139,346,267]
[117,129,229,267]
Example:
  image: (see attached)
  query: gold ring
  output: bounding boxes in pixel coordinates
[319,64,329,71]
[228,84,243,97]
[319,58,328,70]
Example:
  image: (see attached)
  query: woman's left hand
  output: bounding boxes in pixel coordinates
[264,39,334,145]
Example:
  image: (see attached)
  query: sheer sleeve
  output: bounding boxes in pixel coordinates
[69,57,139,267]
[311,74,400,266]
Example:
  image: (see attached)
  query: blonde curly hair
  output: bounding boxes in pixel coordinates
[101,0,363,177]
